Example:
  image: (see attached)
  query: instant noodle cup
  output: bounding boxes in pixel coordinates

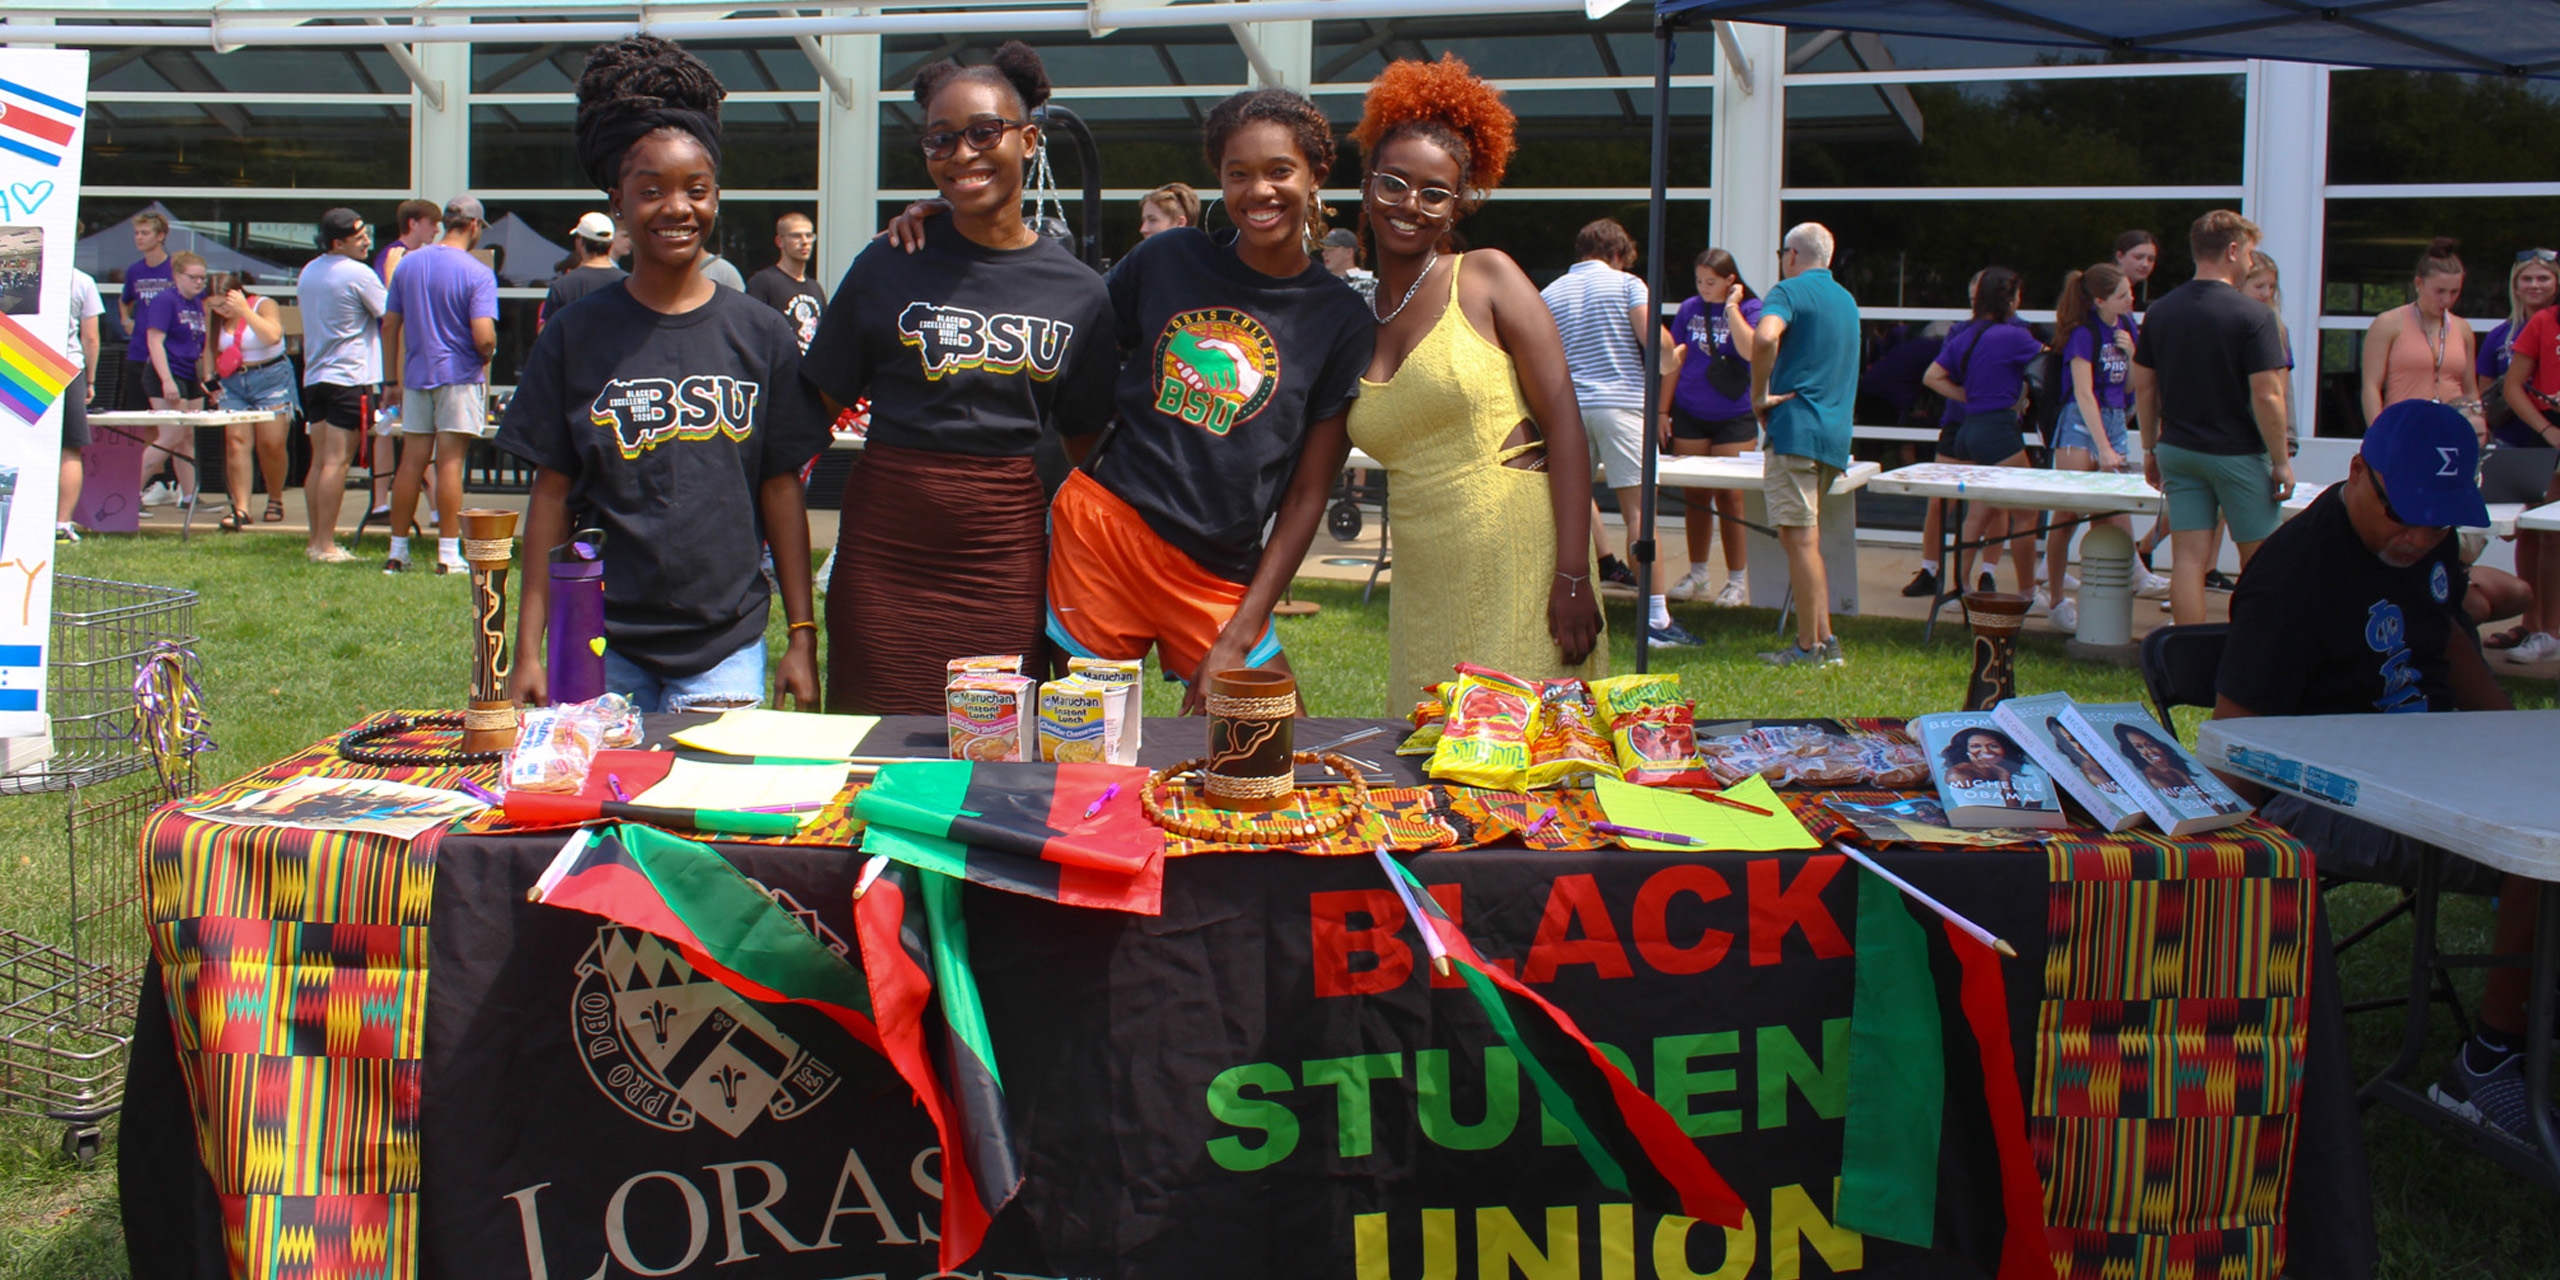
[947,673,1033,762]
[1064,657,1144,762]
[946,655,1023,680]
[1426,664,1537,789]
[1525,678,1622,789]
[1039,677,1109,764]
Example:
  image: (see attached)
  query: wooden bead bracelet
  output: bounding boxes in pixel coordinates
[1141,751,1372,844]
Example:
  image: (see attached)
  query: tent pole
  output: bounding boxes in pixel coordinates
[1636,15,1674,673]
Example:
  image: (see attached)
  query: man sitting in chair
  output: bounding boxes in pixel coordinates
[2212,399,2543,1143]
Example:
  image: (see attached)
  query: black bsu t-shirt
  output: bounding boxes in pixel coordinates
[2218,485,2470,717]
[2132,279,2287,455]
[747,265,828,353]
[496,283,830,677]
[802,219,1116,456]
[1084,227,1374,582]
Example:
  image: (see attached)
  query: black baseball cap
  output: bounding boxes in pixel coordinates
[316,208,366,250]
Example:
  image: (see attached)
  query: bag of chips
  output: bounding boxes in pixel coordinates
[1589,673,1714,787]
[1426,665,1537,789]
[1398,685,1451,757]
[1525,678,1622,789]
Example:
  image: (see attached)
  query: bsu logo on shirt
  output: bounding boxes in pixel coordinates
[897,301,1074,380]
[590,375,759,459]
[1153,307,1279,435]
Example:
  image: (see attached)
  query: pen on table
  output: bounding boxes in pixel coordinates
[739,802,827,813]
[607,774,630,803]
[453,776,503,806]
[1699,791,1774,817]
[1591,821,1701,846]
[1522,806,1557,839]
[1081,782,1122,820]
[1832,841,2015,958]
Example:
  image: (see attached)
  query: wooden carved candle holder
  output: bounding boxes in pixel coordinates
[1203,667,1296,812]
[461,508,522,754]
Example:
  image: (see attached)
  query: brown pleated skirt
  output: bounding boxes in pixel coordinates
[825,442,1047,715]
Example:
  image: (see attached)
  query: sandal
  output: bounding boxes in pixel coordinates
[262,497,285,523]
[216,511,250,533]
[2485,625,2530,650]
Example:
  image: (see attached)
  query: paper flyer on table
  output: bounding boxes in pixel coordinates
[185,775,485,840]
[632,757,848,823]
[1593,774,1819,851]
[671,708,880,759]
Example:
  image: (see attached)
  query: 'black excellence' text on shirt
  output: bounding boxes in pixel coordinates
[1084,227,1374,583]
[495,282,831,678]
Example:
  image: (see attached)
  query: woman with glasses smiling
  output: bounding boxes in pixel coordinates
[803,41,1116,713]
[1341,55,1604,710]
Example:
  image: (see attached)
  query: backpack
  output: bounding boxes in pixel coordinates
[2029,317,2102,451]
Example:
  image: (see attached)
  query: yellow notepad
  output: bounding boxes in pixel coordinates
[1593,774,1819,852]
[669,708,881,759]
[633,759,849,825]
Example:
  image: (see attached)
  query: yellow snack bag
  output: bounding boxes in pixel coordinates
[1425,664,1537,789]
[1525,678,1623,789]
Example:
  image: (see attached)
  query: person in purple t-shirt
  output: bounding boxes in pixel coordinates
[136,251,212,505]
[1922,266,2048,597]
[2043,262,2141,632]
[119,211,175,412]
[380,196,500,574]
[1658,247,1762,606]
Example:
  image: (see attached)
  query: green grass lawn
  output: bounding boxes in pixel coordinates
[2,533,2553,1277]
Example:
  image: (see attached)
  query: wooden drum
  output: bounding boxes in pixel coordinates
[1203,668,1296,812]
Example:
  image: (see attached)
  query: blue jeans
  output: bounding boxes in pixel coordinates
[2052,402,2127,459]
[604,635,767,713]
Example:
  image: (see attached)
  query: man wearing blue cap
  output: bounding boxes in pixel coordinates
[2213,400,2544,1142]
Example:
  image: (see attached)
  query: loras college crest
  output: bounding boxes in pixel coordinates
[572,886,845,1136]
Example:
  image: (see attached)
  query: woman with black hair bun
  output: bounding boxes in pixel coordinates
[802,40,1117,714]
[493,34,833,713]
[1341,54,1604,711]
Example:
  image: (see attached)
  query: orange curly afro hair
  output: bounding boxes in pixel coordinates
[1351,53,1516,199]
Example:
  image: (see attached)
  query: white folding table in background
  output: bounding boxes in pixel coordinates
[2285,482,2523,536]
[1866,462,2162,643]
[2520,500,2560,535]
[84,409,281,540]
[2197,710,2560,1189]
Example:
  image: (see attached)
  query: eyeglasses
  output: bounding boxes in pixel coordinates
[1366,171,1459,217]
[2368,471,2448,533]
[918,118,1027,161]
[2518,248,2558,263]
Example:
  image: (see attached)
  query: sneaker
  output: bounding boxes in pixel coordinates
[140,481,175,507]
[173,494,196,510]
[2051,597,2079,633]
[1901,566,1940,598]
[1646,620,1704,649]
[2026,587,2050,616]
[2428,1045,2560,1147]
[1819,636,1846,667]
[1976,570,1996,593]
[1714,578,1749,608]
[53,523,78,544]
[1599,555,1639,589]
[1759,640,1824,667]
[435,558,465,576]
[1666,566,1713,602]
[382,556,408,574]
[2136,569,2172,597]
[2205,569,2237,592]
[2063,572,2080,590]
[2510,632,2560,664]
[308,546,357,564]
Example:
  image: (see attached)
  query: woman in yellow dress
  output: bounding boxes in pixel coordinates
[1345,55,1606,713]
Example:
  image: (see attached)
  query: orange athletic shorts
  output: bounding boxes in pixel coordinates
[1045,469,1282,681]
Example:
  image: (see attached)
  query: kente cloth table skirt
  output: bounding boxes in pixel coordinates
[120,714,2374,1280]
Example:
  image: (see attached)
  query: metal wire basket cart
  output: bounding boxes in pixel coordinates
[0,575,206,1162]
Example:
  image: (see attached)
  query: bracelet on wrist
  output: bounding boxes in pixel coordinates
[787,620,817,633]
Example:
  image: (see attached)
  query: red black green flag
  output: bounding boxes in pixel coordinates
[530,823,883,1055]
[852,860,1020,1273]
[1375,851,1750,1229]
[853,761,1163,914]
[1841,865,2056,1279]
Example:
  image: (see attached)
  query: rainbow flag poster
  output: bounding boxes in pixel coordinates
[0,311,74,427]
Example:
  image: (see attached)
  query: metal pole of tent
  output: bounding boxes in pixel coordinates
[1636,14,1675,673]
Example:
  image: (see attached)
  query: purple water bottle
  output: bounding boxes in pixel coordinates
[546,529,608,705]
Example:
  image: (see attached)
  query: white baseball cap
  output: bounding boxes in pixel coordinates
[573,211,615,241]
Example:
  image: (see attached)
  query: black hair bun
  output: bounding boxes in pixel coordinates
[911,40,1052,112]
[576,35,723,135]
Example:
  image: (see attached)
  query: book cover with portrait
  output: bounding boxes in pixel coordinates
[2057,701,2252,836]
[1908,710,2066,829]
[1993,692,2147,832]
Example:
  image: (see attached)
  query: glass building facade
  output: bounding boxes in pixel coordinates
[58,12,2560,442]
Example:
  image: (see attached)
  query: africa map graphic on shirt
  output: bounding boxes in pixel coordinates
[590,374,760,458]
[1152,307,1278,435]
[898,301,1075,380]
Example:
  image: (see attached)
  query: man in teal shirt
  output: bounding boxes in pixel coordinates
[1750,222,1859,667]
